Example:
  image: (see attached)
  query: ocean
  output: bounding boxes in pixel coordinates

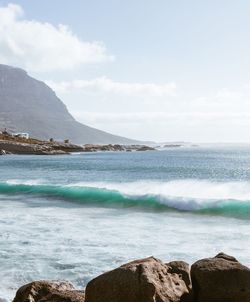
[1,146,250,300]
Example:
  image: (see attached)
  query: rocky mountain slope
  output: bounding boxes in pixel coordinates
[0,64,138,144]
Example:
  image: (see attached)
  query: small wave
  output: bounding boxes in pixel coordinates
[1,180,250,218]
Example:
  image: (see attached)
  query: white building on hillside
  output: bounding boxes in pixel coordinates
[12,133,29,139]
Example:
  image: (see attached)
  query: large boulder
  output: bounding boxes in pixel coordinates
[12,280,85,302]
[85,256,192,302]
[191,252,250,302]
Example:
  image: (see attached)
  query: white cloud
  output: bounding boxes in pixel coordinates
[46,77,177,97]
[0,3,113,72]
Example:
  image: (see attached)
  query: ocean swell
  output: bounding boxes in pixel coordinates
[1,180,250,217]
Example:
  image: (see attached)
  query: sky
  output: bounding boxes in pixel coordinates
[0,0,250,142]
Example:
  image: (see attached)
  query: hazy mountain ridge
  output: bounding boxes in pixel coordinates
[0,64,139,144]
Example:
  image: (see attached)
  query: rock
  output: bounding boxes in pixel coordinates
[85,256,191,302]
[0,149,6,155]
[136,145,156,151]
[0,141,68,155]
[82,144,126,152]
[12,280,85,302]
[40,149,68,155]
[49,142,84,153]
[82,144,155,152]
[167,261,192,290]
[191,252,250,302]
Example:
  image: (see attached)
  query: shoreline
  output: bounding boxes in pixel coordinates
[10,252,250,302]
[0,136,156,155]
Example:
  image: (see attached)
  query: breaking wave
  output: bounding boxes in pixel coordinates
[1,179,250,218]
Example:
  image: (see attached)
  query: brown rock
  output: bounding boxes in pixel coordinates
[191,252,250,302]
[85,256,192,302]
[0,141,69,155]
[12,280,85,302]
[168,261,192,290]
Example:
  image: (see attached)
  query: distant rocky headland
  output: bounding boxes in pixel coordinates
[0,64,141,144]
[11,253,250,302]
[0,131,156,155]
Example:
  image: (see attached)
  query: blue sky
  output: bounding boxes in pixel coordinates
[0,1,250,142]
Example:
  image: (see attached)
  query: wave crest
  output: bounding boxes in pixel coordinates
[1,180,250,217]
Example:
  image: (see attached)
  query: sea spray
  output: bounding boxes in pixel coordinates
[1,180,250,217]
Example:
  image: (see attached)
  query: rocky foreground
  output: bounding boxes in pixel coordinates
[11,253,250,302]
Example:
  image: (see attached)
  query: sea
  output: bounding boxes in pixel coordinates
[1,145,250,300]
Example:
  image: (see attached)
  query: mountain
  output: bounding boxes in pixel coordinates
[0,64,139,144]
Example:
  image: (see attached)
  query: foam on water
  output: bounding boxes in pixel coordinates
[1,149,250,301]
[1,179,250,217]
[71,179,250,201]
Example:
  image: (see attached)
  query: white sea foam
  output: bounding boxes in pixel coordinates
[69,180,250,201]
[1,179,250,301]
[4,179,250,211]
[6,179,45,185]
[6,178,250,201]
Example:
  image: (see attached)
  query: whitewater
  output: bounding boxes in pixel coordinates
[1,146,250,300]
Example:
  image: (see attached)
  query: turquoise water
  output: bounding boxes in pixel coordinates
[1,146,250,300]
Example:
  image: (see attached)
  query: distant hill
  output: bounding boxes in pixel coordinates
[0,64,139,144]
